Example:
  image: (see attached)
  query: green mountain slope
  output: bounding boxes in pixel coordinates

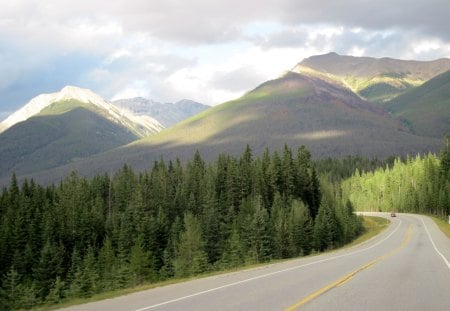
[0,99,140,177]
[385,69,450,138]
[16,72,440,185]
[294,52,450,103]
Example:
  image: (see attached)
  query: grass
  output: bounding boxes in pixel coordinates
[38,99,98,116]
[35,216,389,310]
[344,216,390,249]
[430,215,450,239]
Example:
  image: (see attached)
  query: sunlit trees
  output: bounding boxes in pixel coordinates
[0,144,370,309]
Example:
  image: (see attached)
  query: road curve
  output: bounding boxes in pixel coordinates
[59,213,450,311]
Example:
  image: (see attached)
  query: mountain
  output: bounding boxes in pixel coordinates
[15,71,440,185]
[385,69,450,138]
[293,52,450,103]
[0,86,164,177]
[0,86,163,135]
[112,97,209,127]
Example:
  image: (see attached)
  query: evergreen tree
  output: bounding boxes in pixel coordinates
[272,193,290,259]
[289,200,313,256]
[173,213,208,277]
[220,223,244,269]
[248,199,273,263]
[314,197,340,251]
[130,235,156,285]
[33,240,64,299]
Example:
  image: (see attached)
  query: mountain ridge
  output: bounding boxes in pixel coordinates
[11,70,441,185]
[0,87,165,178]
[293,52,450,102]
[386,69,450,138]
[112,97,209,127]
[1,54,447,186]
[0,86,164,136]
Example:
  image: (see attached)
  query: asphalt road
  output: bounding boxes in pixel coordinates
[60,213,450,311]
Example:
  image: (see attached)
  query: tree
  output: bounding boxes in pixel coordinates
[202,195,223,264]
[239,145,253,199]
[281,144,295,198]
[1,266,21,309]
[33,240,63,299]
[440,136,450,178]
[97,237,116,291]
[272,193,290,259]
[248,200,273,263]
[289,200,313,256]
[173,213,208,277]
[220,223,244,269]
[130,235,157,285]
[307,168,321,219]
[314,197,340,251]
[46,276,65,304]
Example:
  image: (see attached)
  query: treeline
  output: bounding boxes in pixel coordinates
[315,156,396,182]
[0,145,363,309]
[342,147,450,215]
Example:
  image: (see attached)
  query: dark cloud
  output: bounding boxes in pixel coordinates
[2,1,449,45]
[102,0,450,44]
[281,0,450,40]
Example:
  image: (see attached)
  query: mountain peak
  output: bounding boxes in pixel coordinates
[0,86,101,132]
[0,86,164,135]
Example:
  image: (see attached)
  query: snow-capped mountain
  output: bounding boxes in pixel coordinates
[112,97,209,127]
[0,86,164,136]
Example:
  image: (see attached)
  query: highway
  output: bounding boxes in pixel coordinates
[60,213,450,311]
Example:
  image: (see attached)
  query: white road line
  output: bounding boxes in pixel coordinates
[420,216,450,270]
[135,218,402,311]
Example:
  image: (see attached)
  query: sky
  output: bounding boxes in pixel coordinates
[1,0,450,119]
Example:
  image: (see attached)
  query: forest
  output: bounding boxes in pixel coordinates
[0,142,449,310]
[342,151,450,216]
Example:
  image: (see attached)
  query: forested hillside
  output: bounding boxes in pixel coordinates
[0,145,363,310]
[343,140,450,215]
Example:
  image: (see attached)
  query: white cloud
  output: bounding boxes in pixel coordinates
[111,81,151,101]
[0,0,449,112]
[413,40,442,54]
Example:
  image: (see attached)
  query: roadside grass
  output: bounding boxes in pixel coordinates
[343,216,390,249]
[430,215,450,239]
[36,216,389,310]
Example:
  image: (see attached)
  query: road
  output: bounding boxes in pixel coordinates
[60,213,450,311]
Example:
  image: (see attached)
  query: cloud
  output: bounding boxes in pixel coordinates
[0,0,449,114]
[279,0,450,40]
[211,66,265,92]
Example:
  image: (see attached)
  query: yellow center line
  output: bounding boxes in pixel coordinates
[285,224,413,311]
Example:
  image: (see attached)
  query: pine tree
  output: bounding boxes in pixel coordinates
[220,223,244,269]
[239,145,253,199]
[202,194,223,264]
[281,144,295,198]
[440,136,450,178]
[33,240,63,299]
[307,168,321,219]
[173,213,208,277]
[130,235,157,285]
[1,266,21,309]
[314,197,340,251]
[272,193,290,259]
[289,200,313,256]
[46,276,65,304]
[248,199,273,263]
[98,237,116,291]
